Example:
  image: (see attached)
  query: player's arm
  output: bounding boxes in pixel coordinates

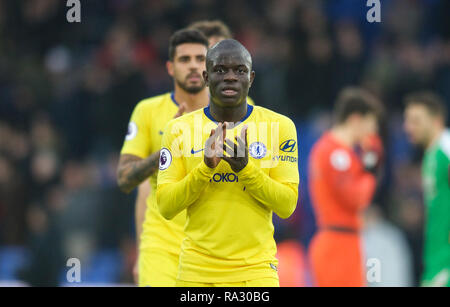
[132,180,150,284]
[328,134,384,211]
[337,173,375,211]
[157,162,214,220]
[117,152,160,193]
[117,102,157,193]
[157,123,225,220]
[117,102,187,194]
[331,134,383,210]
[328,153,376,211]
[238,162,298,219]
[435,150,450,242]
[135,181,150,245]
[222,120,300,219]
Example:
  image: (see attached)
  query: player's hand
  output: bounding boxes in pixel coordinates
[173,103,186,118]
[222,125,248,173]
[360,134,384,174]
[204,122,226,169]
[133,256,139,285]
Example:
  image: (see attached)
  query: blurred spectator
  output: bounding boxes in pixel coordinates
[363,205,414,287]
[277,240,307,287]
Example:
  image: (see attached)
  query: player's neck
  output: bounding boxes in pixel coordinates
[426,126,444,149]
[209,101,248,123]
[330,125,357,148]
[173,87,209,113]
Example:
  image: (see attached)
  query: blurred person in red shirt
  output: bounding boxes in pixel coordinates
[277,240,307,287]
[308,87,384,287]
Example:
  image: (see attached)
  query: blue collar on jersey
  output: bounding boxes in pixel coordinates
[172,91,249,109]
[170,92,179,106]
[203,104,253,126]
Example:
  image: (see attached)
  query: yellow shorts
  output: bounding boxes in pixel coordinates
[176,277,279,287]
[138,248,179,287]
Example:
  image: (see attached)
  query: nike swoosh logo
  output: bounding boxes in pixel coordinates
[191,148,204,154]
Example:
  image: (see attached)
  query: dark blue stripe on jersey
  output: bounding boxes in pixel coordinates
[203,104,253,126]
[170,92,179,106]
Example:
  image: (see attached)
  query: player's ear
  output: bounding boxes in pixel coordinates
[166,61,174,77]
[249,71,255,88]
[203,70,209,86]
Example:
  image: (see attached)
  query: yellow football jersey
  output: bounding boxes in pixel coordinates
[120,93,255,255]
[157,104,299,283]
[121,92,186,255]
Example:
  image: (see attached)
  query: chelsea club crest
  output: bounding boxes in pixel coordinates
[249,142,267,159]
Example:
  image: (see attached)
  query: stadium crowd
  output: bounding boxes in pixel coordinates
[0,0,449,286]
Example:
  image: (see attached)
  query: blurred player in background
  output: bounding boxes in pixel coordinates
[157,39,299,287]
[188,20,233,48]
[403,92,450,287]
[116,29,210,286]
[308,87,384,287]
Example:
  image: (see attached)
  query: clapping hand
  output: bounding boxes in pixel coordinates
[222,125,248,173]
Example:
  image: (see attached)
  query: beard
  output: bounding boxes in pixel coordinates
[175,75,206,94]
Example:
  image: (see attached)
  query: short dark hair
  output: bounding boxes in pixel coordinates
[168,28,209,61]
[206,39,252,71]
[334,87,384,124]
[404,91,447,121]
[188,20,233,40]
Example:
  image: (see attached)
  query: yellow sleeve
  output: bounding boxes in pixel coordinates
[238,117,299,219]
[120,102,152,158]
[270,117,299,183]
[156,120,215,220]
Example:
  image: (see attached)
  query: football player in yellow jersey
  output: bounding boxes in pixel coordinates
[118,22,256,287]
[117,29,210,287]
[156,39,299,287]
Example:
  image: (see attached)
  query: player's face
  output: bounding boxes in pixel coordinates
[404,104,434,147]
[354,113,378,142]
[204,50,255,107]
[168,43,207,94]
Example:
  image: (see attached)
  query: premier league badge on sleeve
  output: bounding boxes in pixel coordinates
[249,142,267,159]
[159,148,172,170]
[125,122,138,141]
